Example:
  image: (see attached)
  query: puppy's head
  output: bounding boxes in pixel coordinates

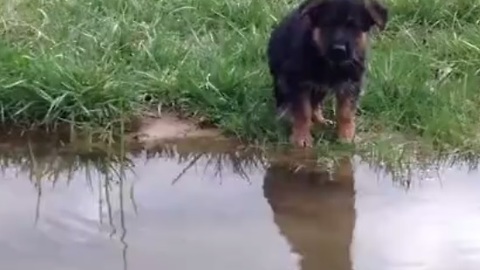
[301,0,388,66]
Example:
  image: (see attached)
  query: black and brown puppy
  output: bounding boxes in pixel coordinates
[267,0,388,147]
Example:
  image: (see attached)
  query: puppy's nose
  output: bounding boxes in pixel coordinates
[333,44,347,52]
[330,44,348,61]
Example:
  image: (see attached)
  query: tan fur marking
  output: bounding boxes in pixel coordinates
[335,98,356,142]
[312,28,324,54]
[290,94,313,147]
[312,105,326,123]
[357,32,368,51]
[312,105,333,125]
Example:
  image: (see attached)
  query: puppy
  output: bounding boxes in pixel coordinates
[267,0,388,147]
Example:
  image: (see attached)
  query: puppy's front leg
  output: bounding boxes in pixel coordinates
[290,90,314,147]
[335,82,360,143]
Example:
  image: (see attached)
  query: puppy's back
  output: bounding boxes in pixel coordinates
[267,6,311,76]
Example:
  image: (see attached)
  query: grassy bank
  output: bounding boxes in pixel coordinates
[1,0,480,152]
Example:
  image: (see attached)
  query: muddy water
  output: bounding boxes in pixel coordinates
[0,139,480,270]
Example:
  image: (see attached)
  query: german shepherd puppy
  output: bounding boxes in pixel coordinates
[267,0,388,147]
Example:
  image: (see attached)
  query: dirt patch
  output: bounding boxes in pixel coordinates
[126,113,224,147]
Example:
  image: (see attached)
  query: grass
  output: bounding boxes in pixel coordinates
[1,0,480,153]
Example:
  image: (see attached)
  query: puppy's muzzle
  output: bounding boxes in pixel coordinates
[329,44,351,63]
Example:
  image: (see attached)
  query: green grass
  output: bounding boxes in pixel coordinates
[1,0,480,152]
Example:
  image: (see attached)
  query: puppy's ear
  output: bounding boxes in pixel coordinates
[365,0,388,31]
[300,0,329,24]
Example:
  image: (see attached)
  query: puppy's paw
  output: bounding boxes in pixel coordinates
[337,137,355,145]
[290,133,313,148]
[336,134,356,145]
[315,117,334,126]
[312,108,333,126]
[336,122,356,144]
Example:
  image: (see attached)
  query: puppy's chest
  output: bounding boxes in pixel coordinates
[304,60,363,86]
[304,68,354,87]
[300,81,331,96]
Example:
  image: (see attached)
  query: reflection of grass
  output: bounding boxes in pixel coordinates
[0,142,134,185]
[140,141,480,189]
[358,143,480,188]
[0,138,267,184]
[265,140,480,188]
[0,136,478,191]
[142,143,267,183]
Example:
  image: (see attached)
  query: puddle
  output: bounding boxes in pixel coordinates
[0,138,480,270]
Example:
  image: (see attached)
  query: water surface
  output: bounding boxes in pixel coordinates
[0,138,479,270]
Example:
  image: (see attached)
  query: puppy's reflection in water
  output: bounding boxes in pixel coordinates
[263,157,355,270]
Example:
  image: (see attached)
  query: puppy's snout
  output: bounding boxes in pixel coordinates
[330,44,350,62]
[333,44,347,53]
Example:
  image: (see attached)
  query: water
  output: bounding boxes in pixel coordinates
[1,137,480,270]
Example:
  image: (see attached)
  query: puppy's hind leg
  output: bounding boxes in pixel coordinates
[273,78,291,122]
[311,87,333,126]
